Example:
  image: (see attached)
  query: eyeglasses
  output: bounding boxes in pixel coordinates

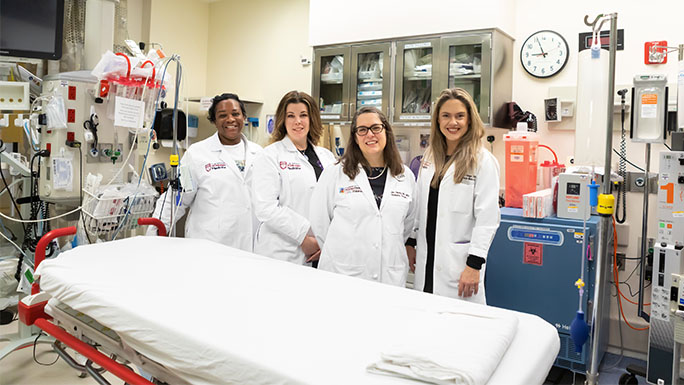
[355,124,385,136]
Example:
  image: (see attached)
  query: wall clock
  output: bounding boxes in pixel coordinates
[520,30,569,78]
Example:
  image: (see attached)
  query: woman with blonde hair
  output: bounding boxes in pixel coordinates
[408,88,500,303]
[310,107,416,286]
[251,91,336,266]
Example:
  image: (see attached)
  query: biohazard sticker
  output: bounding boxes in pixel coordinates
[523,242,543,266]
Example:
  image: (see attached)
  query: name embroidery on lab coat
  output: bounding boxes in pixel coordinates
[279,161,302,170]
[390,191,410,200]
[339,185,362,194]
[204,162,227,172]
[462,175,477,184]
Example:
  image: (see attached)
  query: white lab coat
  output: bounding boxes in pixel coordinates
[147,133,262,252]
[310,163,417,287]
[251,136,336,265]
[413,147,500,303]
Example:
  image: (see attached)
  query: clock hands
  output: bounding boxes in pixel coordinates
[535,38,548,58]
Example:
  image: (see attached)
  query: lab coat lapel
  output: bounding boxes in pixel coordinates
[356,166,380,212]
[379,171,400,212]
[441,161,456,185]
[282,135,315,175]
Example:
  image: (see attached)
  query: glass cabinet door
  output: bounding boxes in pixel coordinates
[313,47,351,121]
[394,38,440,123]
[439,35,492,124]
[351,43,391,118]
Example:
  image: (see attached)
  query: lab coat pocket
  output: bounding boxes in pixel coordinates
[386,264,409,287]
[449,183,474,214]
[446,242,470,287]
[384,200,410,234]
[329,259,365,278]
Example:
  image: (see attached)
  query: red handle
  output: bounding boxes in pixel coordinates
[115,52,131,78]
[538,144,559,164]
[32,226,77,295]
[140,60,156,85]
[138,217,167,236]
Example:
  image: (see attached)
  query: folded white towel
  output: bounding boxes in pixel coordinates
[367,310,518,385]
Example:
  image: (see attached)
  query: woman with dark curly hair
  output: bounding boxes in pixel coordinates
[148,93,262,251]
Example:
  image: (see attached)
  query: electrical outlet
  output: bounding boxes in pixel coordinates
[616,252,626,271]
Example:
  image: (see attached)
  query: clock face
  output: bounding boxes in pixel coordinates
[520,30,569,78]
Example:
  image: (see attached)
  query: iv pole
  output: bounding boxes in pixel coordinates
[583,12,617,385]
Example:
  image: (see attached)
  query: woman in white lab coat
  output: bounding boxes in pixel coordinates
[310,107,416,286]
[148,93,262,251]
[251,91,336,266]
[409,88,500,303]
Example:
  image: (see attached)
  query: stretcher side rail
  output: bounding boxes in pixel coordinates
[17,224,159,385]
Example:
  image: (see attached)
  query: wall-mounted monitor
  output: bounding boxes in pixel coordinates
[0,0,65,60]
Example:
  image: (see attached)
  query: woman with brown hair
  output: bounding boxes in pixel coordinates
[309,107,416,286]
[251,91,336,266]
[409,88,500,303]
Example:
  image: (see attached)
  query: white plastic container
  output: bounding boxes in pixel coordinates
[574,48,609,167]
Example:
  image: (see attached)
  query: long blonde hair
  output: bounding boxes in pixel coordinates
[427,88,485,188]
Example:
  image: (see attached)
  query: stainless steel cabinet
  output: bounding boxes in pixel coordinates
[312,29,513,127]
[351,43,391,118]
[393,38,440,123]
[313,47,351,121]
[436,30,512,126]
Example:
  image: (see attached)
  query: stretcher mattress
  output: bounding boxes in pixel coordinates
[37,237,559,385]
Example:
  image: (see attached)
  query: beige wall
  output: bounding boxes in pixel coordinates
[206,0,312,146]
[142,0,215,166]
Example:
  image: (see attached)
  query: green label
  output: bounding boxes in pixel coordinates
[24,270,34,284]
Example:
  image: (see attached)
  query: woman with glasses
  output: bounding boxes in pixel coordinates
[408,88,500,303]
[251,91,336,266]
[309,107,416,286]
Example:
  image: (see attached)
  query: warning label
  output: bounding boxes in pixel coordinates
[523,242,543,266]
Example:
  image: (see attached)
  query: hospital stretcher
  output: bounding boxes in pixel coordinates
[19,220,561,385]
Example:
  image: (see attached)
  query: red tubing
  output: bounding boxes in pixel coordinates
[138,218,167,236]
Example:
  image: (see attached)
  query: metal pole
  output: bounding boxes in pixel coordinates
[585,12,617,385]
[170,58,180,237]
[638,144,651,322]
[673,340,681,385]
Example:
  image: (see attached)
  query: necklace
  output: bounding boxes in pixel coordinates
[367,166,387,180]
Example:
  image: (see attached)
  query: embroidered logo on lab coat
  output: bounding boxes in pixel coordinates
[279,161,302,170]
[204,162,227,172]
[339,185,362,194]
[421,161,431,169]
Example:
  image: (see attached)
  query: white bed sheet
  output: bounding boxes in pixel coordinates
[37,237,559,385]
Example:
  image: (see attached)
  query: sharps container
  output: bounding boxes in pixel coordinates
[504,124,538,208]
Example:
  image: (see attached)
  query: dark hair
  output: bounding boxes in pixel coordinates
[271,91,323,145]
[207,93,246,123]
[341,107,404,180]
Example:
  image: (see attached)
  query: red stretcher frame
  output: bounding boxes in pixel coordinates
[18,218,167,385]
